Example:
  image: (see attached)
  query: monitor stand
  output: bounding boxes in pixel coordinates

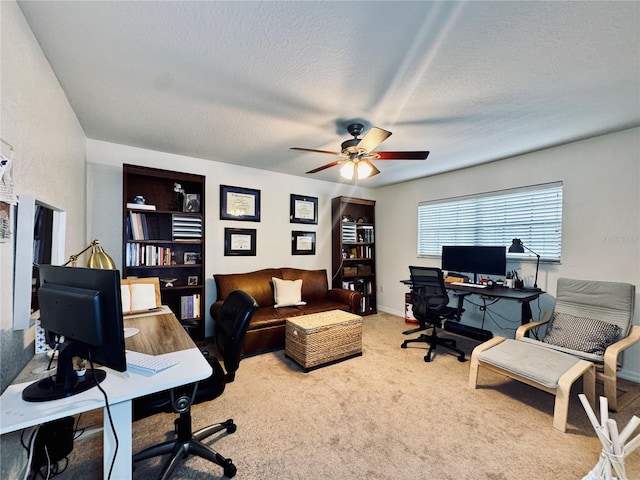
[22,341,106,402]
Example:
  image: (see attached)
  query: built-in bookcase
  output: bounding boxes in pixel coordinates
[122,164,206,340]
[331,196,377,315]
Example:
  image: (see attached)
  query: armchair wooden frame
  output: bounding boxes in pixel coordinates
[517,312,640,412]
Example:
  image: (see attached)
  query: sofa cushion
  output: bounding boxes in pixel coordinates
[542,312,620,356]
[272,277,307,307]
[281,268,329,302]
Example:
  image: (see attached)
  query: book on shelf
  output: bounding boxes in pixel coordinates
[127,202,156,210]
[180,293,201,320]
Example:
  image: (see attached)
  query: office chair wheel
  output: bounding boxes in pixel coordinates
[457,355,466,362]
[401,342,408,349]
[223,459,237,478]
[227,423,237,434]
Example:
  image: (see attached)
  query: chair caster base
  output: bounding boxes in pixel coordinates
[223,459,237,478]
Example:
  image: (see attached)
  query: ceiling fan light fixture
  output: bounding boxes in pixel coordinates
[339,161,355,179]
[340,160,373,180]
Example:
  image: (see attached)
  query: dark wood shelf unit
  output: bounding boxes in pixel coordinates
[122,164,206,340]
[331,196,377,316]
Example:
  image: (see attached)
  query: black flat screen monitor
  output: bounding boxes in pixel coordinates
[441,245,507,284]
[22,265,126,402]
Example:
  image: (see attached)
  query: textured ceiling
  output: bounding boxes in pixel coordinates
[16,1,640,188]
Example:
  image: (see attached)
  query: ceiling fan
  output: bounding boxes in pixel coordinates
[290,123,430,180]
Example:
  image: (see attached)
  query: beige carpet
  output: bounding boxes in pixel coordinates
[61,312,639,479]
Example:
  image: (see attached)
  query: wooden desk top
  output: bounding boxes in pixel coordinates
[14,310,195,385]
[125,311,195,355]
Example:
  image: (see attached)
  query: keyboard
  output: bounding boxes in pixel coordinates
[126,350,179,376]
[449,282,487,289]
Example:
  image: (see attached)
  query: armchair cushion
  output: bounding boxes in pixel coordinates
[542,312,621,356]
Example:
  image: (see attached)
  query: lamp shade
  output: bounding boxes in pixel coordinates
[508,238,525,253]
[87,242,116,269]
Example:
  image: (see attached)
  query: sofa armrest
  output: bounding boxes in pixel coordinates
[328,288,362,313]
[515,310,552,340]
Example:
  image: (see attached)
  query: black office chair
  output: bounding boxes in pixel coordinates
[132,290,258,479]
[401,266,466,363]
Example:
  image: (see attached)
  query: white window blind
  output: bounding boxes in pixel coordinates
[417,182,563,260]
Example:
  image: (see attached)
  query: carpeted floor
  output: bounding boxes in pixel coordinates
[53,312,640,479]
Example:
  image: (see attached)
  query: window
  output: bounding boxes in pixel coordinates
[417,182,563,261]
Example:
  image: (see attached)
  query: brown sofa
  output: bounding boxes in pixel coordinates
[210,268,361,355]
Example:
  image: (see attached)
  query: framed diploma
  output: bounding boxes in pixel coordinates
[220,185,261,222]
[290,194,318,225]
[224,228,256,256]
[291,231,316,255]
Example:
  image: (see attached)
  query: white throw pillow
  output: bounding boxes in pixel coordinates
[272,277,306,308]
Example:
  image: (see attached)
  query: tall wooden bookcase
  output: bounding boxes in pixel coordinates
[331,196,376,315]
[122,164,206,340]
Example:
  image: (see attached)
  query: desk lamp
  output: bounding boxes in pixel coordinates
[63,239,115,269]
[508,238,542,292]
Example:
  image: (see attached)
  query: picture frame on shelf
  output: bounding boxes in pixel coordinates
[224,228,256,256]
[291,231,316,255]
[290,194,318,225]
[220,185,261,222]
[184,252,199,264]
[187,275,199,286]
[183,193,201,213]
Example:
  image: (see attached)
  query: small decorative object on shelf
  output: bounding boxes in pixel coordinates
[161,278,178,288]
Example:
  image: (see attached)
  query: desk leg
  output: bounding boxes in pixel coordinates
[103,400,132,479]
[521,301,533,326]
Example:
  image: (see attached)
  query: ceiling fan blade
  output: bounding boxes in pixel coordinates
[306,160,340,174]
[374,151,430,160]
[356,127,392,153]
[290,147,339,156]
[362,159,381,177]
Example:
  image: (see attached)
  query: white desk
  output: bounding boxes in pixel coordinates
[0,309,212,479]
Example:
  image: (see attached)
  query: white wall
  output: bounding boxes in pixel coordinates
[1,1,87,476]
[375,127,640,381]
[86,139,374,336]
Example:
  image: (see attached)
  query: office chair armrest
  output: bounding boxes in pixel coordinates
[515,311,552,340]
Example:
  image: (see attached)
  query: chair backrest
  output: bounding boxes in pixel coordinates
[555,278,635,339]
[214,290,258,381]
[408,266,450,318]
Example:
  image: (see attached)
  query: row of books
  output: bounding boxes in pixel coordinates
[129,212,151,241]
[180,293,201,320]
[125,243,174,267]
[346,245,373,259]
[356,225,374,242]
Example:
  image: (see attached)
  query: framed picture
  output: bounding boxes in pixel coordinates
[220,185,261,222]
[291,231,316,255]
[290,194,318,225]
[187,275,199,286]
[183,252,199,264]
[224,228,256,256]
[183,193,201,213]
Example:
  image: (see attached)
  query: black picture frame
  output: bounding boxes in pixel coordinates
[220,185,261,222]
[290,194,318,225]
[291,231,316,255]
[224,228,257,256]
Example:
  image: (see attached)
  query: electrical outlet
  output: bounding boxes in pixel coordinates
[379,285,384,292]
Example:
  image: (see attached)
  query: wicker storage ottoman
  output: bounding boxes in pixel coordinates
[285,310,363,372]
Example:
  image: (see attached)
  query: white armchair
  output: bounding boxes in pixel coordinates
[469,278,638,431]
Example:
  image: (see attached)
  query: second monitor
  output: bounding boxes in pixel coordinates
[441,245,506,284]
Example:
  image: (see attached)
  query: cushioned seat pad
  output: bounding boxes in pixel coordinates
[477,339,583,389]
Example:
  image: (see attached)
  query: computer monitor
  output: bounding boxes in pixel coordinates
[22,265,126,402]
[441,245,507,284]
